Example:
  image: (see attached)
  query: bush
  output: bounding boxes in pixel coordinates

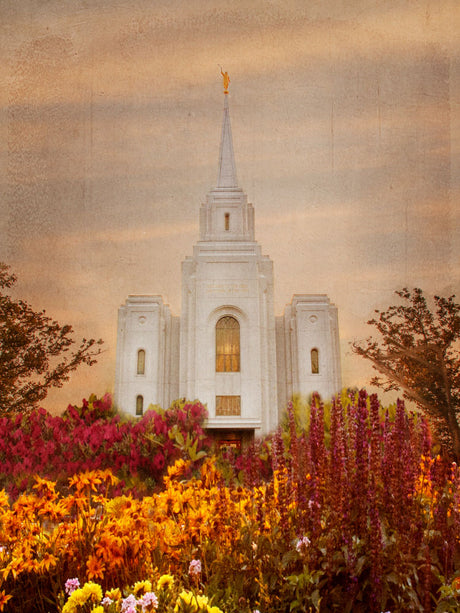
[0,395,210,498]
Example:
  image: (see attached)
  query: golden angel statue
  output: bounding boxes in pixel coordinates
[220,69,230,94]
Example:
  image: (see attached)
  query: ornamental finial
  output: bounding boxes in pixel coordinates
[219,67,230,94]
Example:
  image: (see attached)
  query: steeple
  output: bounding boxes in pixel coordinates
[198,73,255,242]
[216,94,238,190]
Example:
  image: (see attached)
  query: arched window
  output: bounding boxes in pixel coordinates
[137,349,145,375]
[216,316,240,372]
[136,395,144,416]
[224,212,230,231]
[311,348,319,374]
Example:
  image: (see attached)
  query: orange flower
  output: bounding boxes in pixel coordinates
[0,591,12,611]
[86,554,106,580]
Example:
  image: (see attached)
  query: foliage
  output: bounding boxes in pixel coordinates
[0,263,103,416]
[1,390,460,612]
[0,395,210,498]
[353,288,460,459]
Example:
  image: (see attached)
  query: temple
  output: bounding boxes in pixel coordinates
[114,79,341,442]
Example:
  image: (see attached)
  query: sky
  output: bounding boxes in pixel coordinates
[0,0,459,412]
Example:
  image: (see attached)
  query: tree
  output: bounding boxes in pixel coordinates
[0,263,103,415]
[353,288,460,459]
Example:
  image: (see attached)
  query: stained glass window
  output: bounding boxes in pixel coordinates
[216,316,240,372]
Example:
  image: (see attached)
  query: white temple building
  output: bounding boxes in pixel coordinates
[115,79,341,442]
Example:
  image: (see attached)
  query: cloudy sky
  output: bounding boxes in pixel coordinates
[1,0,459,412]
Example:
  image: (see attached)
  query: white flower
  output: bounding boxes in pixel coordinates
[296,536,311,553]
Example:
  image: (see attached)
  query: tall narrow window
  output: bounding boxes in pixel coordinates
[224,212,230,231]
[311,348,319,374]
[136,395,144,416]
[216,316,240,372]
[137,349,145,375]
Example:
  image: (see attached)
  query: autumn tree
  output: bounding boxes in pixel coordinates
[0,263,103,416]
[353,288,460,459]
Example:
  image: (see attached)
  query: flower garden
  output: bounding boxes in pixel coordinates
[0,390,460,612]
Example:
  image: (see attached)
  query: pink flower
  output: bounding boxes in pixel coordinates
[140,591,159,611]
[121,594,138,613]
[64,577,80,595]
[189,559,202,576]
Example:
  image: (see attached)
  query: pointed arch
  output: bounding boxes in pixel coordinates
[216,316,240,372]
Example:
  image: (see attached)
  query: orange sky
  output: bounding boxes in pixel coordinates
[1,0,459,412]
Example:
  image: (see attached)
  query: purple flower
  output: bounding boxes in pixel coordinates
[189,559,202,576]
[64,577,80,595]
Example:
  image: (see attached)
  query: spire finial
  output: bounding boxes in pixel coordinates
[219,67,230,94]
[216,72,238,189]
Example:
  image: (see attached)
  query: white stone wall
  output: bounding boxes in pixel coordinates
[114,295,178,415]
[179,240,278,436]
[277,295,342,406]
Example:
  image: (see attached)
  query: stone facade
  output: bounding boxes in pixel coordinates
[114,91,341,437]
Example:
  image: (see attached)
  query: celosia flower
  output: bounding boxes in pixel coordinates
[189,558,202,576]
[65,577,80,595]
[157,574,174,591]
[91,607,104,613]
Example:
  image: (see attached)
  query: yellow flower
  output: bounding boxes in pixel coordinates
[91,607,104,613]
[80,581,103,603]
[105,588,122,601]
[196,594,209,608]
[157,573,174,590]
[0,490,9,509]
[175,590,196,612]
[133,580,152,596]
[207,607,224,613]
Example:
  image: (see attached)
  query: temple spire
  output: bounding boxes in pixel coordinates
[216,73,238,189]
